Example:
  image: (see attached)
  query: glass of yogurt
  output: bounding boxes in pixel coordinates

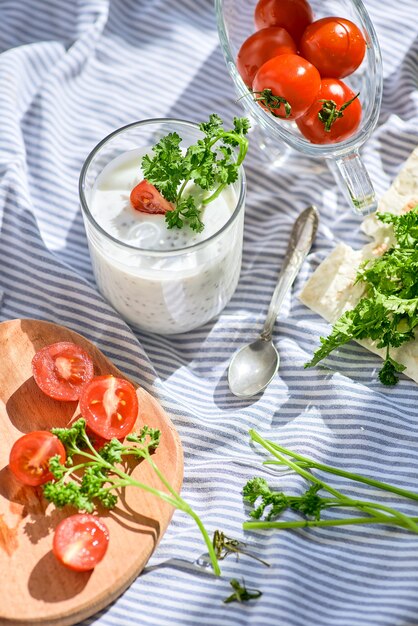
[79,119,246,335]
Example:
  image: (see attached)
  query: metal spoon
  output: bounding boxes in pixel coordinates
[228,205,319,398]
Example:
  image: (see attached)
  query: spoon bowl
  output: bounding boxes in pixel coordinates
[228,338,280,397]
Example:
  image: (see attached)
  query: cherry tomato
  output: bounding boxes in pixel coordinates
[237,27,297,88]
[252,54,321,120]
[296,78,362,144]
[300,17,366,79]
[79,375,139,440]
[32,342,94,401]
[9,431,66,486]
[130,179,173,214]
[254,0,313,44]
[53,514,109,571]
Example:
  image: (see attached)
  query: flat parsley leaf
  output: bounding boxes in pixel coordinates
[306,206,418,384]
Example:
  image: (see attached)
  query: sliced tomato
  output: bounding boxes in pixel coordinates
[130,179,173,214]
[237,27,297,88]
[296,78,362,144]
[300,17,366,79]
[32,342,94,401]
[9,431,66,486]
[53,514,109,572]
[252,53,321,120]
[79,375,139,440]
[254,0,313,44]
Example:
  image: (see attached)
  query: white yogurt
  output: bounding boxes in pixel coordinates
[85,148,245,334]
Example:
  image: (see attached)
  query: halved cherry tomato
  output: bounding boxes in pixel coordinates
[237,27,297,88]
[79,375,139,440]
[9,431,66,486]
[32,342,94,401]
[53,514,109,571]
[254,0,313,44]
[300,17,366,79]
[296,78,362,144]
[130,179,173,214]
[252,54,321,120]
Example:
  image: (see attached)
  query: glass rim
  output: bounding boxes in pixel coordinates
[79,118,247,257]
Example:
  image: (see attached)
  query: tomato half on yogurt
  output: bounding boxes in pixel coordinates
[254,0,313,44]
[300,17,366,79]
[296,78,362,144]
[53,514,109,572]
[9,431,66,486]
[237,26,297,87]
[252,53,321,120]
[79,375,139,440]
[32,342,94,401]
[130,179,173,214]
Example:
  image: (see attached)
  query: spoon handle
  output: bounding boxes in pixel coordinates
[260,205,319,341]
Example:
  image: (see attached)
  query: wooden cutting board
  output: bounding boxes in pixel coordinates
[0,319,184,626]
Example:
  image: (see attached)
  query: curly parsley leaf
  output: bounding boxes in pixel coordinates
[306,206,418,384]
[141,132,184,203]
[141,114,249,232]
[243,477,325,521]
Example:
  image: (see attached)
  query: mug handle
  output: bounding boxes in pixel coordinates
[328,149,378,216]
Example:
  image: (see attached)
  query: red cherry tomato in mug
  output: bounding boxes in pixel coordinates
[79,375,139,440]
[296,78,362,144]
[253,54,321,120]
[130,179,173,214]
[9,431,66,486]
[300,17,366,79]
[237,27,297,87]
[53,514,109,571]
[32,342,94,401]
[254,0,313,44]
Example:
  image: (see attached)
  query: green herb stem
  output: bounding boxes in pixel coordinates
[264,450,418,502]
[244,515,418,531]
[144,452,221,575]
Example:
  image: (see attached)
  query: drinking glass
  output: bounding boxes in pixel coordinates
[79,119,246,335]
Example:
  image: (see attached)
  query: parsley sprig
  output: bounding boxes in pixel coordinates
[141,114,250,232]
[242,430,418,533]
[305,206,418,384]
[43,418,221,576]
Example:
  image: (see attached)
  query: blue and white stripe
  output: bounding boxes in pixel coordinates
[1,0,418,624]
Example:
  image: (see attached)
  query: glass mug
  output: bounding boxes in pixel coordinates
[79,119,246,335]
[215,0,383,215]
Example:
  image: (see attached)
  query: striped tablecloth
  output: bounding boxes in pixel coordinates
[1,1,418,624]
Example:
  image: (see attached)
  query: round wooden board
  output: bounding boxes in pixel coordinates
[0,319,184,626]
